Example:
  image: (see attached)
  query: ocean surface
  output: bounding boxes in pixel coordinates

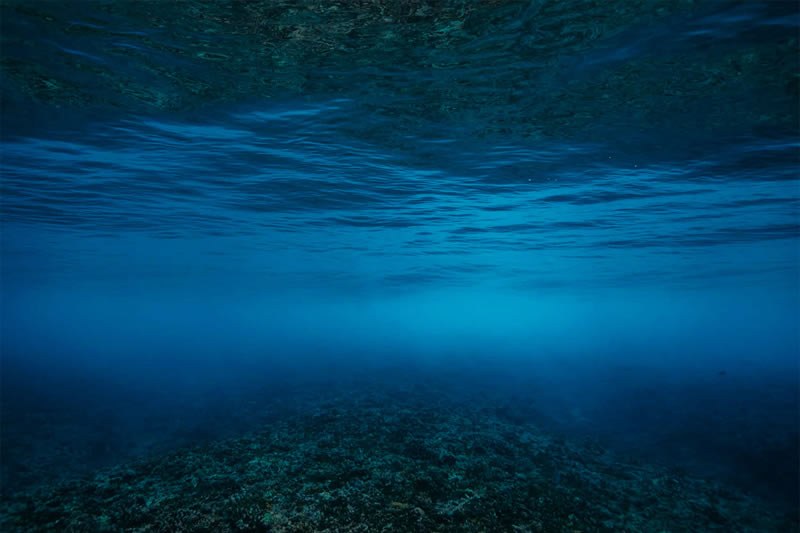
[1,1,799,531]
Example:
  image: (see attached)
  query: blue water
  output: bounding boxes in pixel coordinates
[1,0,798,524]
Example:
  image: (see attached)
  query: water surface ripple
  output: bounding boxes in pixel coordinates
[1,0,798,291]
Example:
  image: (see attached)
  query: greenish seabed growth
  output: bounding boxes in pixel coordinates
[1,385,796,533]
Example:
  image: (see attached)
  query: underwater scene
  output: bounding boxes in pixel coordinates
[1,1,798,531]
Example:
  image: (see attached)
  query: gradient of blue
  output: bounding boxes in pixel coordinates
[1,0,798,510]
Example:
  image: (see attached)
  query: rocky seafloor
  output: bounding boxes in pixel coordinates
[1,380,797,533]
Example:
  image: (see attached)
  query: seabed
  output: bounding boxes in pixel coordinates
[1,379,795,533]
